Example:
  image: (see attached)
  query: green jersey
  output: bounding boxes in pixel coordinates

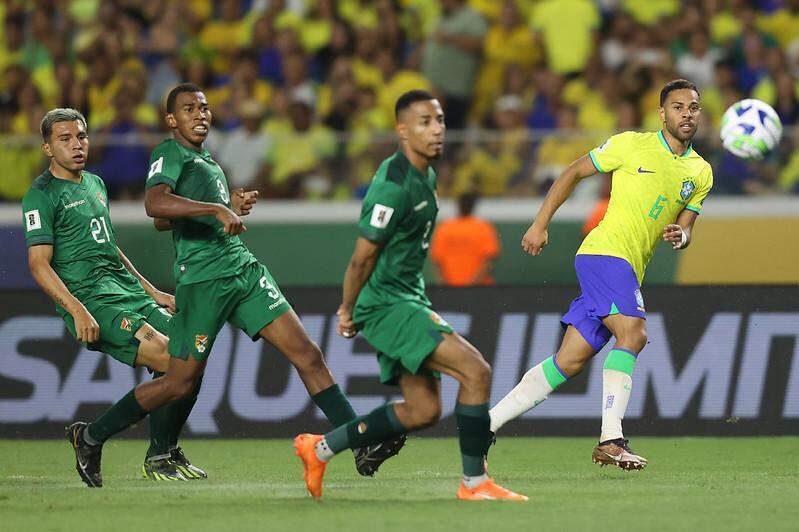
[355,151,438,315]
[145,138,256,285]
[21,170,139,300]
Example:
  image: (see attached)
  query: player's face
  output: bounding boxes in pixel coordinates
[399,100,445,160]
[660,88,701,142]
[43,120,89,173]
[168,91,212,148]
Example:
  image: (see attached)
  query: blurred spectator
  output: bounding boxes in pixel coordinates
[214,100,273,190]
[451,95,528,196]
[675,31,723,89]
[582,175,612,235]
[261,100,336,198]
[430,192,500,286]
[90,89,154,199]
[422,0,487,129]
[533,106,598,196]
[531,0,599,75]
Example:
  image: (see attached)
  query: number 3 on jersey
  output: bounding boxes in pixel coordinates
[91,217,111,243]
[259,276,279,299]
[216,179,229,203]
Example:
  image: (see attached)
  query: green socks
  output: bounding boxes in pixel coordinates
[455,402,491,477]
[324,403,406,454]
[87,388,148,444]
[312,383,358,427]
[146,373,204,459]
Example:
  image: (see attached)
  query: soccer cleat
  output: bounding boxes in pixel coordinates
[592,438,648,470]
[142,457,190,481]
[65,422,103,488]
[456,478,529,501]
[293,433,327,499]
[170,447,207,480]
[355,434,407,477]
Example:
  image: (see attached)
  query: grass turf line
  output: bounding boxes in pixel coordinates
[0,437,797,532]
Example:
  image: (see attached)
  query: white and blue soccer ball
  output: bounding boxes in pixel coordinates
[720,98,783,160]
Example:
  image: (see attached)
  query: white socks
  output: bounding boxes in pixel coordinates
[600,349,637,442]
[489,356,568,433]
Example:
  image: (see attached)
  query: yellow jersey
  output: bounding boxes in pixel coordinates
[579,130,713,283]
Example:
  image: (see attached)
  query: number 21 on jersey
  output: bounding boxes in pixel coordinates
[90,217,111,243]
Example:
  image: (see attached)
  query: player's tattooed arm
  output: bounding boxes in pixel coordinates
[27,244,99,342]
[337,237,383,338]
[117,246,176,313]
[145,184,245,235]
[663,209,699,250]
[522,155,598,256]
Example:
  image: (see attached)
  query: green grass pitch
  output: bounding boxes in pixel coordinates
[1,437,797,531]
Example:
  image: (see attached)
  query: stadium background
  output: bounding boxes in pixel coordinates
[1,0,798,439]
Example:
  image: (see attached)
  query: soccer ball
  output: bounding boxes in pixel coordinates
[720,99,783,160]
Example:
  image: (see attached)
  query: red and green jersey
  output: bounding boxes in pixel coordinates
[145,138,256,285]
[21,170,139,300]
[355,151,439,315]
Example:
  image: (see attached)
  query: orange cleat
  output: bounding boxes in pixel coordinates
[456,478,529,501]
[293,433,327,499]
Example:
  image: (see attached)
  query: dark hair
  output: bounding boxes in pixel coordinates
[660,79,699,106]
[395,89,436,119]
[40,108,87,141]
[457,192,478,217]
[166,83,204,113]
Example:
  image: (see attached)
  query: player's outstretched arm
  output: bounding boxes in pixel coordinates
[663,209,699,250]
[144,183,245,235]
[522,155,598,256]
[116,246,176,313]
[27,244,99,343]
[337,237,383,338]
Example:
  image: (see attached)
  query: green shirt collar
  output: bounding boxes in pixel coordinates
[395,150,429,179]
[658,130,692,157]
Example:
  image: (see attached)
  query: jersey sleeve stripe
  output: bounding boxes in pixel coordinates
[588,151,605,173]
[684,205,701,214]
[25,235,54,247]
[359,225,391,243]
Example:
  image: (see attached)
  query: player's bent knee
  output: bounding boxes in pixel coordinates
[408,403,441,429]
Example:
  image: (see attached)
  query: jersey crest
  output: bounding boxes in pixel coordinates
[680,180,696,200]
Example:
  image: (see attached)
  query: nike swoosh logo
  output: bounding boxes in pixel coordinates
[414,201,428,211]
[637,167,655,174]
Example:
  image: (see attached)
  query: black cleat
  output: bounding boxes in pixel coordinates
[65,422,103,488]
[170,447,207,480]
[141,457,189,481]
[355,434,407,477]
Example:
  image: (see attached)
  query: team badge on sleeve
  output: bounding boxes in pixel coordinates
[596,139,610,152]
[96,192,106,207]
[680,180,696,200]
[120,317,133,331]
[24,210,41,231]
[195,334,208,353]
[370,204,394,229]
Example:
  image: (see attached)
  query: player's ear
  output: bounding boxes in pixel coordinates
[165,113,177,129]
[396,121,408,142]
[41,142,53,158]
[658,106,665,124]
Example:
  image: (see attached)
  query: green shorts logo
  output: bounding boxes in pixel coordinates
[195,334,208,353]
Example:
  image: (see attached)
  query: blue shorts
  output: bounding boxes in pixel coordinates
[560,255,646,352]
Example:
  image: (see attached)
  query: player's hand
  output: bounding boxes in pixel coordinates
[72,306,100,343]
[231,188,259,216]
[336,305,357,339]
[521,224,548,256]
[152,290,176,314]
[663,224,687,249]
[214,205,246,235]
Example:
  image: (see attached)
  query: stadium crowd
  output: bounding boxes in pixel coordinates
[1,0,799,201]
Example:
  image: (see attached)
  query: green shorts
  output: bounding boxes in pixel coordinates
[62,292,171,367]
[169,261,291,361]
[356,301,453,385]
